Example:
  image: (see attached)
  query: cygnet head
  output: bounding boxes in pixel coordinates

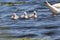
[13,13,17,16]
[24,11,27,15]
[33,11,37,15]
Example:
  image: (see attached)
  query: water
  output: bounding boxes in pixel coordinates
[0,0,60,40]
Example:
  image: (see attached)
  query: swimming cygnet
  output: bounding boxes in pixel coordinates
[11,13,19,20]
[45,0,60,15]
[29,11,37,18]
[20,11,28,19]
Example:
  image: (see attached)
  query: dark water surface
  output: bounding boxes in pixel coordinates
[0,0,60,40]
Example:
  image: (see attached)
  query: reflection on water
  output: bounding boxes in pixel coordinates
[0,36,53,40]
[0,0,60,40]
